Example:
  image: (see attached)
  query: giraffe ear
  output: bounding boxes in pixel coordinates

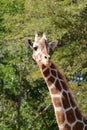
[49,40,58,50]
[26,39,33,49]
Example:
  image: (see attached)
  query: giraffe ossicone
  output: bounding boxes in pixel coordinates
[27,33,87,130]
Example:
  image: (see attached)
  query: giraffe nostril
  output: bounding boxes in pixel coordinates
[44,55,51,60]
[45,56,47,59]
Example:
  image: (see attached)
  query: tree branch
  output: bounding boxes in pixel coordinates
[29,104,52,130]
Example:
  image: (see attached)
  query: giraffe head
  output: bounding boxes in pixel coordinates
[27,33,58,67]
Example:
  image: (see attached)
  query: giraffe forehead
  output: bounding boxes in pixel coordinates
[34,37,46,46]
[33,41,47,52]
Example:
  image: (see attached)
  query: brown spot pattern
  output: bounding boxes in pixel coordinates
[85,126,87,130]
[61,81,68,90]
[73,122,84,130]
[43,68,50,77]
[57,70,63,80]
[64,124,71,130]
[42,64,46,70]
[55,79,62,91]
[83,118,87,124]
[42,63,86,130]
[47,76,55,86]
[68,93,76,107]
[62,92,70,109]
[50,63,56,69]
[50,86,61,94]
[66,109,75,124]
[75,108,82,120]
[56,110,65,124]
[51,69,57,77]
[53,97,62,107]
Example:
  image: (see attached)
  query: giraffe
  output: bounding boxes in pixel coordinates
[27,33,87,130]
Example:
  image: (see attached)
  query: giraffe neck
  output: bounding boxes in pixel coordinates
[40,62,87,130]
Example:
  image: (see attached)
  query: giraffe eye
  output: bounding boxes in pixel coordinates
[33,46,38,51]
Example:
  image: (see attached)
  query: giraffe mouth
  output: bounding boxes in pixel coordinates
[43,59,51,66]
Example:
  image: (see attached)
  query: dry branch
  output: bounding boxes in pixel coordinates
[29,104,52,130]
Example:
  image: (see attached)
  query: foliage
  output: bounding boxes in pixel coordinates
[0,0,87,130]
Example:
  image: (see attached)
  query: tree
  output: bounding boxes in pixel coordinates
[0,0,87,130]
